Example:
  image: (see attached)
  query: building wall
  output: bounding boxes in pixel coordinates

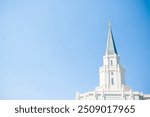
[76,90,150,100]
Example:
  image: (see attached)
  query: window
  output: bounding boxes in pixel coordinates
[111,78,114,85]
[110,60,113,66]
[111,72,113,76]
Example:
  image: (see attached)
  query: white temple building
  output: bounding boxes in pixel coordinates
[76,23,150,100]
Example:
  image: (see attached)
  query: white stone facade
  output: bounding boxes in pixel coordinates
[76,23,150,100]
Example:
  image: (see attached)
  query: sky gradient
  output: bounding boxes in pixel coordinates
[0,0,150,99]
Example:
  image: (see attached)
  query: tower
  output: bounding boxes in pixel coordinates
[99,22,125,91]
[76,23,150,100]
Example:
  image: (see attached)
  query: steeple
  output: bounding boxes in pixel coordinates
[105,22,118,55]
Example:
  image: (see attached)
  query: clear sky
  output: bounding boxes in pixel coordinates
[0,0,150,99]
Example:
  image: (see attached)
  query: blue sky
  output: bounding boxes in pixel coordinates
[0,0,150,99]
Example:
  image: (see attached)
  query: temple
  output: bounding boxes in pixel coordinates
[76,23,150,100]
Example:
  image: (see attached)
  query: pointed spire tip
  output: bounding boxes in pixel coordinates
[105,22,118,55]
[108,21,111,28]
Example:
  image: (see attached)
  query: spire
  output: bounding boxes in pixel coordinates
[105,22,118,55]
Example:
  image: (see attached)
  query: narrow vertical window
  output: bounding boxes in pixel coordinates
[110,60,113,66]
[111,78,114,85]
